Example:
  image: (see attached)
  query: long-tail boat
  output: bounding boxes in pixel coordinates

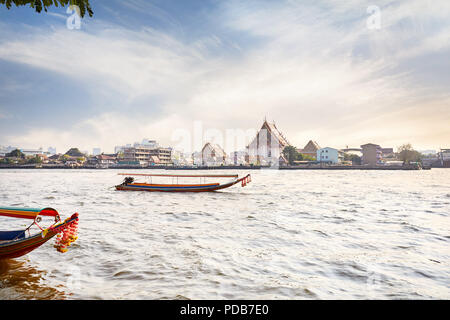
[0,207,79,260]
[115,173,251,192]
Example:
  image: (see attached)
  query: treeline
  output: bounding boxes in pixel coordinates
[0,149,43,164]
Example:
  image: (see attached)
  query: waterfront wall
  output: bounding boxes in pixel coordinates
[0,164,435,170]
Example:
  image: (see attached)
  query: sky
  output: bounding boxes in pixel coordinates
[0,0,449,154]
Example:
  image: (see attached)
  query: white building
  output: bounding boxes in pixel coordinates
[201,143,227,166]
[192,151,202,166]
[97,154,117,168]
[21,147,44,156]
[171,150,192,166]
[439,148,450,167]
[230,151,248,165]
[137,139,159,149]
[115,144,132,154]
[317,147,343,164]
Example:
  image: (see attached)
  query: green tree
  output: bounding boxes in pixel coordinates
[116,151,124,159]
[343,153,361,165]
[282,146,303,165]
[397,144,422,164]
[300,153,315,161]
[61,154,70,163]
[27,155,43,164]
[6,149,25,159]
[0,0,93,17]
[0,158,12,164]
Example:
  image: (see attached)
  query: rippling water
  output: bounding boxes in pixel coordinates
[0,169,449,299]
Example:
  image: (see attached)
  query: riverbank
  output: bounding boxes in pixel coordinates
[0,164,434,170]
[280,164,430,170]
[0,164,264,170]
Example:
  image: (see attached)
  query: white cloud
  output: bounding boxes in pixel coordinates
[1,0,449,152]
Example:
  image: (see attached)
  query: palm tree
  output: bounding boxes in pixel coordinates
[0,0,93,17]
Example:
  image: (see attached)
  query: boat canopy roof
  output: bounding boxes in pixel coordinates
[118,173,239,178]
[0,207,60,220]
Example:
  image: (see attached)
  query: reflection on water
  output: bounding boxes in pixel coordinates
[0,259,66,299]
[0,169,450,299]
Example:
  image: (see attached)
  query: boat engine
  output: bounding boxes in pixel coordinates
[122,177,134,185]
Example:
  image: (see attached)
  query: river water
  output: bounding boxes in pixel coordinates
[0,169,449,299]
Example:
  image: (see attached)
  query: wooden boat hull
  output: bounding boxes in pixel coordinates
[115,175,250,192]
[0,214,78,260]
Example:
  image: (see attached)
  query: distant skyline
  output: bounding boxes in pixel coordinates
[1,0,449,153]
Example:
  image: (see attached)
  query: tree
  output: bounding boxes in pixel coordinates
[27,155,43,164]
[6,149,25,159]
[282,146,303,165]
[343,152,361,165]
[397,144,422,164]
[116,151,124,159]
[0,157,14,164]
[61,154,70,163]
[0,0,93,17]
[300,153,315,161]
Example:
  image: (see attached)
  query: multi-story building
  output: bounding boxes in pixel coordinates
[381,148,394,159]
[361,143,383,166]
[317,147,343,164]
[122,144,172,166]
[438,148,450,168]
[115,144,131,154]
[156,148,172,165]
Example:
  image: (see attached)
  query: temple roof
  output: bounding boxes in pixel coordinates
[302,140,321,152]
[263,120,290,147]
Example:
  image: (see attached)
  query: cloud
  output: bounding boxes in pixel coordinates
[0,0,449,152]
[2,111,186,152]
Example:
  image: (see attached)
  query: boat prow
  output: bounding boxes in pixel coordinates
[0,207,79,260]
